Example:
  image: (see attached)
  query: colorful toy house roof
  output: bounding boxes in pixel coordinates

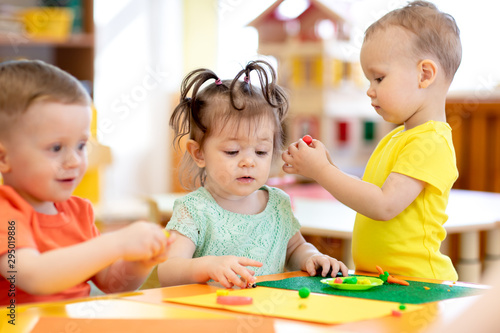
[247,0,350,43]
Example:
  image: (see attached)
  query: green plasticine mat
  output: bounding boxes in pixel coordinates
[257,275,485,304]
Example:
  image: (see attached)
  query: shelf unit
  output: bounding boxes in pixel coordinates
[0,1,95,91]
[0,1,109,204]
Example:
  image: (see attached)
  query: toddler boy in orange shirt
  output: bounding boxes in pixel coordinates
[0,60,174,305]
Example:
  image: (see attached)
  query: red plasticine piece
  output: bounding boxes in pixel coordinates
[391,310,402,317]
[302,135,313,146]
[216,296,253,305]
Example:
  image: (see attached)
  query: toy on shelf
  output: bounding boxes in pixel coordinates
[376,265,410,286]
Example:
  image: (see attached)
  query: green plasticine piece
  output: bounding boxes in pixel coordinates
[343,277,358,284]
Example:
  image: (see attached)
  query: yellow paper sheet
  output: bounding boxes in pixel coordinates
[165,287,422,324]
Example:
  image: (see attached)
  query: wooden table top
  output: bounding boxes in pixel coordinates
[12,271,488,333]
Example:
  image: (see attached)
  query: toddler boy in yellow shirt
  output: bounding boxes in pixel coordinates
[282,1,461,281]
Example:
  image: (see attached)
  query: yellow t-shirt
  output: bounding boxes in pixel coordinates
[352,121,458,281]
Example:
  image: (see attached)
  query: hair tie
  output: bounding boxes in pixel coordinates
[215,78,222,86]
[244,75,249,83]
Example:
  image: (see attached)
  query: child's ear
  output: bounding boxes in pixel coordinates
[0,142,10,173]
[418,59,438,89]
[186,139,206,168]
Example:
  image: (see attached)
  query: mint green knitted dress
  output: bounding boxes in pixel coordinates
[167,185,301,276]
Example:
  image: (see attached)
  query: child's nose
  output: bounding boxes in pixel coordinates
[366,85,376,98]
[238,154,255,168]
[64,149,83,168]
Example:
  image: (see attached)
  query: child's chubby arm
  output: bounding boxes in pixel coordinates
[285,232,348,277]
[282,139,424,221]
[0,221,172,295]
[157,232,262,288]
[92,223,176,293]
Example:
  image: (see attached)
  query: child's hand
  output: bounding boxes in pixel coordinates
[304,254,349,277]
[205,255,263,288]
[135,231,177,267]
[282,139,333,179]
[114,221,171,263]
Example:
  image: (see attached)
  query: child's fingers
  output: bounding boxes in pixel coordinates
[165,230,177,245]
[117,222,168,261]
[154,228,169,251]
[282,164,297,175]
[223,269,247,288]
[155,251,169,262]
[149,242,164,259]
[140,227,169,260]
[147,251,169,265]
[305,259,318,276]
[230,266,256,288]
[341,262,349,276]
[216,274,234,289]
[313,256,334,277]
[281,152,297,173]
[320,260,333,277]
[294,140,310,149]
[233,258,262,287]
[305,255,347,277]
[237,257,263,268]
[289,140,300,149]
[283,140,299,156]
[281,149,293,164]
[333,260,349,277]
[297,139,309,149]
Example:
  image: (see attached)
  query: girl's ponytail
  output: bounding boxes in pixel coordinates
[229,61,288,122]
[169,69,224,148]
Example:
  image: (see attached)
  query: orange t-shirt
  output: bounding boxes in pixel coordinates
[0,185,100,305]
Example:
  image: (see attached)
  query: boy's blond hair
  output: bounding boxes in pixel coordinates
[0,60,91,137]
[365,1,461,81]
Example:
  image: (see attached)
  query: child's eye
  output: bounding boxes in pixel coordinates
[256,151,269,156]
[224,151,238,156]
[78,142,87,151]
[375,77,384,83]
[50,144,62,152]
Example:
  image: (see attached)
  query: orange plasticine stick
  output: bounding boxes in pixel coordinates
[376,265,409,286]
[387,276,410,286]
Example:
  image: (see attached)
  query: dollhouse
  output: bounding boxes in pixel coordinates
[248,0,392,175]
